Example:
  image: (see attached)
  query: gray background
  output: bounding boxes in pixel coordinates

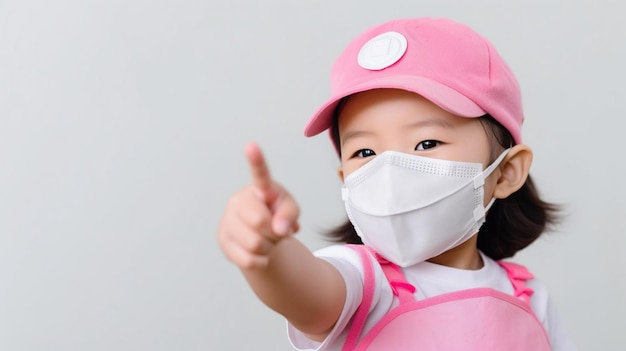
[1,0,624,350]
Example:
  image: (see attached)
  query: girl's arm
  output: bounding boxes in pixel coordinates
[242,237,346,340]
[217,143,346,341]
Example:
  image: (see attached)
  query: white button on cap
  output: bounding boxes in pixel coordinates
[357,31,408,70]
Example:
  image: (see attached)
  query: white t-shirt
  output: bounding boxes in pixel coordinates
[287,245,576,351]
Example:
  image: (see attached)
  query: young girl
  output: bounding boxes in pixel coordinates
[218,17,576,350]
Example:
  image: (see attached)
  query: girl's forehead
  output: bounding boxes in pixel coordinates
[337,89,477,132]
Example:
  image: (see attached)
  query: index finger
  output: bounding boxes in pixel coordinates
[244,142,272,193]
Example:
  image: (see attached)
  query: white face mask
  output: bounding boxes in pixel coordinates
[341,149,509,267]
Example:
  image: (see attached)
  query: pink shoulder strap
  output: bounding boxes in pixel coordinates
[498,261,535,304]
[374,253,416,304]
[342,245,375,351]
[342,245,416,351]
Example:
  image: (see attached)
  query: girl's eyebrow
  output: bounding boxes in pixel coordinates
[341,130,373,147]
[405,118,455,129]
[341,118,454,146]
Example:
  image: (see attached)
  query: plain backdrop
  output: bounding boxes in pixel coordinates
[1,0,624,350]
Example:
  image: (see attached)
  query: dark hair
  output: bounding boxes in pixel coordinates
[326,111,561,260]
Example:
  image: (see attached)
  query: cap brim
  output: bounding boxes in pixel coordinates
[304,75,486,137]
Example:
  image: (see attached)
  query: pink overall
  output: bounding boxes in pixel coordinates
[342,245,552,351]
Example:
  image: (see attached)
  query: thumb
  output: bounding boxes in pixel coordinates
[271,192,300,237]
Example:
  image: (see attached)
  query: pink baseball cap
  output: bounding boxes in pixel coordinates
[304,17,524,144]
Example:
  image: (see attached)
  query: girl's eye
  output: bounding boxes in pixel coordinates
[415,140,440,151]
[352,149,376,158]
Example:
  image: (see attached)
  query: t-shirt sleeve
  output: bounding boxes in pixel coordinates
[286,245,386,351]
[527,279,578,351]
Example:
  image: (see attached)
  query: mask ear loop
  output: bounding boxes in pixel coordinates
[472,148,511,221]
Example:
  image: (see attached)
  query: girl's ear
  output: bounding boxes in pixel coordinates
[493,144,533,199]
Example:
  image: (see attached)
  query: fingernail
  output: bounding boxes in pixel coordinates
[274,219,290,236]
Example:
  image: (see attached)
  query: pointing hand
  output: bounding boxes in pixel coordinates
[218,143,300,269]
